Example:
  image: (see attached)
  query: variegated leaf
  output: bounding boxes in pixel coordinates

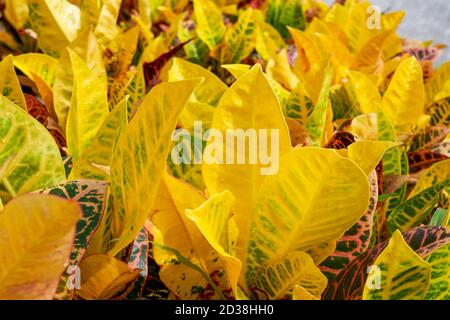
[323,226,450,300]
[0,95,65,203]
[363,231,431,300]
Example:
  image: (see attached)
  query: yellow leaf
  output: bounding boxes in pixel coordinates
[69,97,129,181]
[245,148,369,291]
[266,48,299,91]
[152,175,239,299]
[348,141,400,176]
[382,57,425,129]
[169,58,228,106]
[28,0,81,56]
[0,194,80,300]
[194,0,225,49]
[248,251,327,300]
[13,53,58,89]
[221,64,251,79]
[354,30,393,70]
[347,70,382,114]
[289,27,322,73]
[409,159,450,199]
[293,285,319,300]
[425,62,450,103]
[66,49,109,163]
[0,55,26,110]
[363,230,431,300]
[0,96,65,202]
[78,255,140,300]
[203,64,291,264]
[4,0,29,30]
[94,0,122,46]
[91,80,199,256]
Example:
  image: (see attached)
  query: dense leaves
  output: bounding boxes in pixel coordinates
[0,0,449,301]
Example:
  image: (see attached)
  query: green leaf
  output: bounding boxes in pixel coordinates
[363,231,431,300]
[425,243,450,300]
[0,95,65,203]
[220,8,258,64]
[387,178,450,233]
[267,0,306,38]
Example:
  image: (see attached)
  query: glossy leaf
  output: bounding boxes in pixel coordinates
[245,148,370,291]
[382,57,425,129]
[203,64,291,264]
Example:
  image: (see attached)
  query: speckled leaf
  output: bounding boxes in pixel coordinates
[267,0,305,38]
[13,53,58,89]
[90,80,199,256]
[363,231,431,300]
[0,96,65,202]
[66,49,109,163]
[126,227,149,299]
[0,55,26,110]
[28,0,81,57]
[323,226,450,300]
[37,180,107,299]
[408,126,449,153]
[425,244,450,300]
[427,97,450,127]
[193,0,225,49]
[388,178,450,233]
[249,251,327,300]
[220,8,258,64]
[245,148,370,293]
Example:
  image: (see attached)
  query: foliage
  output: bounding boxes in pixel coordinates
[0,0,449,300]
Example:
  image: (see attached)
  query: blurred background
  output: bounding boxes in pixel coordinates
[327,0,450,64]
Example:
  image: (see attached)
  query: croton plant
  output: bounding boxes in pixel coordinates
[0,0,449,301]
